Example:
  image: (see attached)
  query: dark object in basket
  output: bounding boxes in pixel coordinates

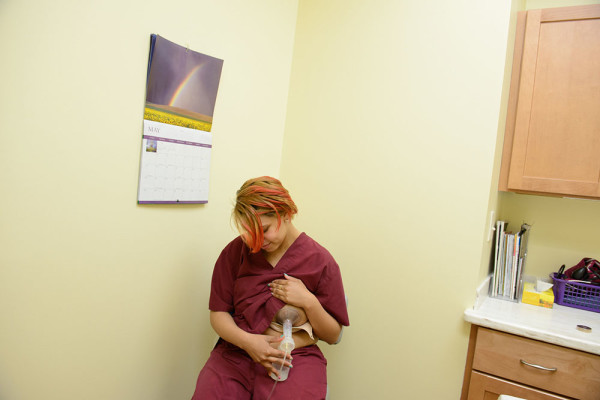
[563,258,600,285]
[550,273,600,313]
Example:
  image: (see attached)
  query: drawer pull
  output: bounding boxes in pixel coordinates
[520,359,557,372]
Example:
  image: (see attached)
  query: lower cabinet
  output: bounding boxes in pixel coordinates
[468,371,569,400]
[461,326,600,400]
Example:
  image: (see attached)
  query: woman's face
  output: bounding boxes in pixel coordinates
[259,214,289,253]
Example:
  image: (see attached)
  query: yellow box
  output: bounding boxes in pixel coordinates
[522,282,554,308]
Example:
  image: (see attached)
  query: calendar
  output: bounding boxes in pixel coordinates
[138,120,212,203]
[137,34,223,204]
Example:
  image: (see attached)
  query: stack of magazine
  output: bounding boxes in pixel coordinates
[491,221,531,301]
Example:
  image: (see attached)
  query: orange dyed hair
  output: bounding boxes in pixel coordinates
[232,176,298,253]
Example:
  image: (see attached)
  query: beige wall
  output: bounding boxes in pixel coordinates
[280,1,513,398]
[3,0,598,399]
[499,192,600,277]
[0,0,298,399]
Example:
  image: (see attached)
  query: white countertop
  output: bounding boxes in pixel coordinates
[464,277,600,355]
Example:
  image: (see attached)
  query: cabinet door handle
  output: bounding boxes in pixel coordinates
[520,359,557,372]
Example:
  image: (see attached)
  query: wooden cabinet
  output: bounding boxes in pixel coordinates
[499,5,600,198]
[461,326,600,400]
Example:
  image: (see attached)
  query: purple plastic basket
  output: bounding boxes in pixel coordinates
[550,273,600,313]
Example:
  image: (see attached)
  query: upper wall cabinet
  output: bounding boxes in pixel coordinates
[499,5,600,198]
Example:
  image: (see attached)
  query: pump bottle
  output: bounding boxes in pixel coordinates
[270,318,295,381]
[273,296,306,383]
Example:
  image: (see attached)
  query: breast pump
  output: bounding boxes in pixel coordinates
[269,306,299,382]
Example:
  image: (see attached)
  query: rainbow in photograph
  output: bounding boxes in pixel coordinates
[169,64,204,107]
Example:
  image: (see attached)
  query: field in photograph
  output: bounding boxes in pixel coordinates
[144,103,213,131]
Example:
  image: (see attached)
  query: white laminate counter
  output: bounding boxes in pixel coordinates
[464,277,600,355]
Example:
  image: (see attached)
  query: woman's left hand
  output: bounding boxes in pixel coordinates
[269,274,315,309]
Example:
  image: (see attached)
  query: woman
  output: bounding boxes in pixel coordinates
[191,176,349,400]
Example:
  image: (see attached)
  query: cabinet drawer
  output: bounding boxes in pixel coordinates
[468,371,569,400]
[472,327,600,400]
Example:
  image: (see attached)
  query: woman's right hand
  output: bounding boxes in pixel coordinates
[241,333,292,377]
[210,311,291,377]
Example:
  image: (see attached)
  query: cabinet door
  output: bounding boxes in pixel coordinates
[507,5,600,197]
[468,371,569,400]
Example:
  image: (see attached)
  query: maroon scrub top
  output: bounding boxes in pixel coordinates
[209,232,350,335]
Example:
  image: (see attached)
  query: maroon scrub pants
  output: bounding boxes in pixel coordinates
[191,340,327,400]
